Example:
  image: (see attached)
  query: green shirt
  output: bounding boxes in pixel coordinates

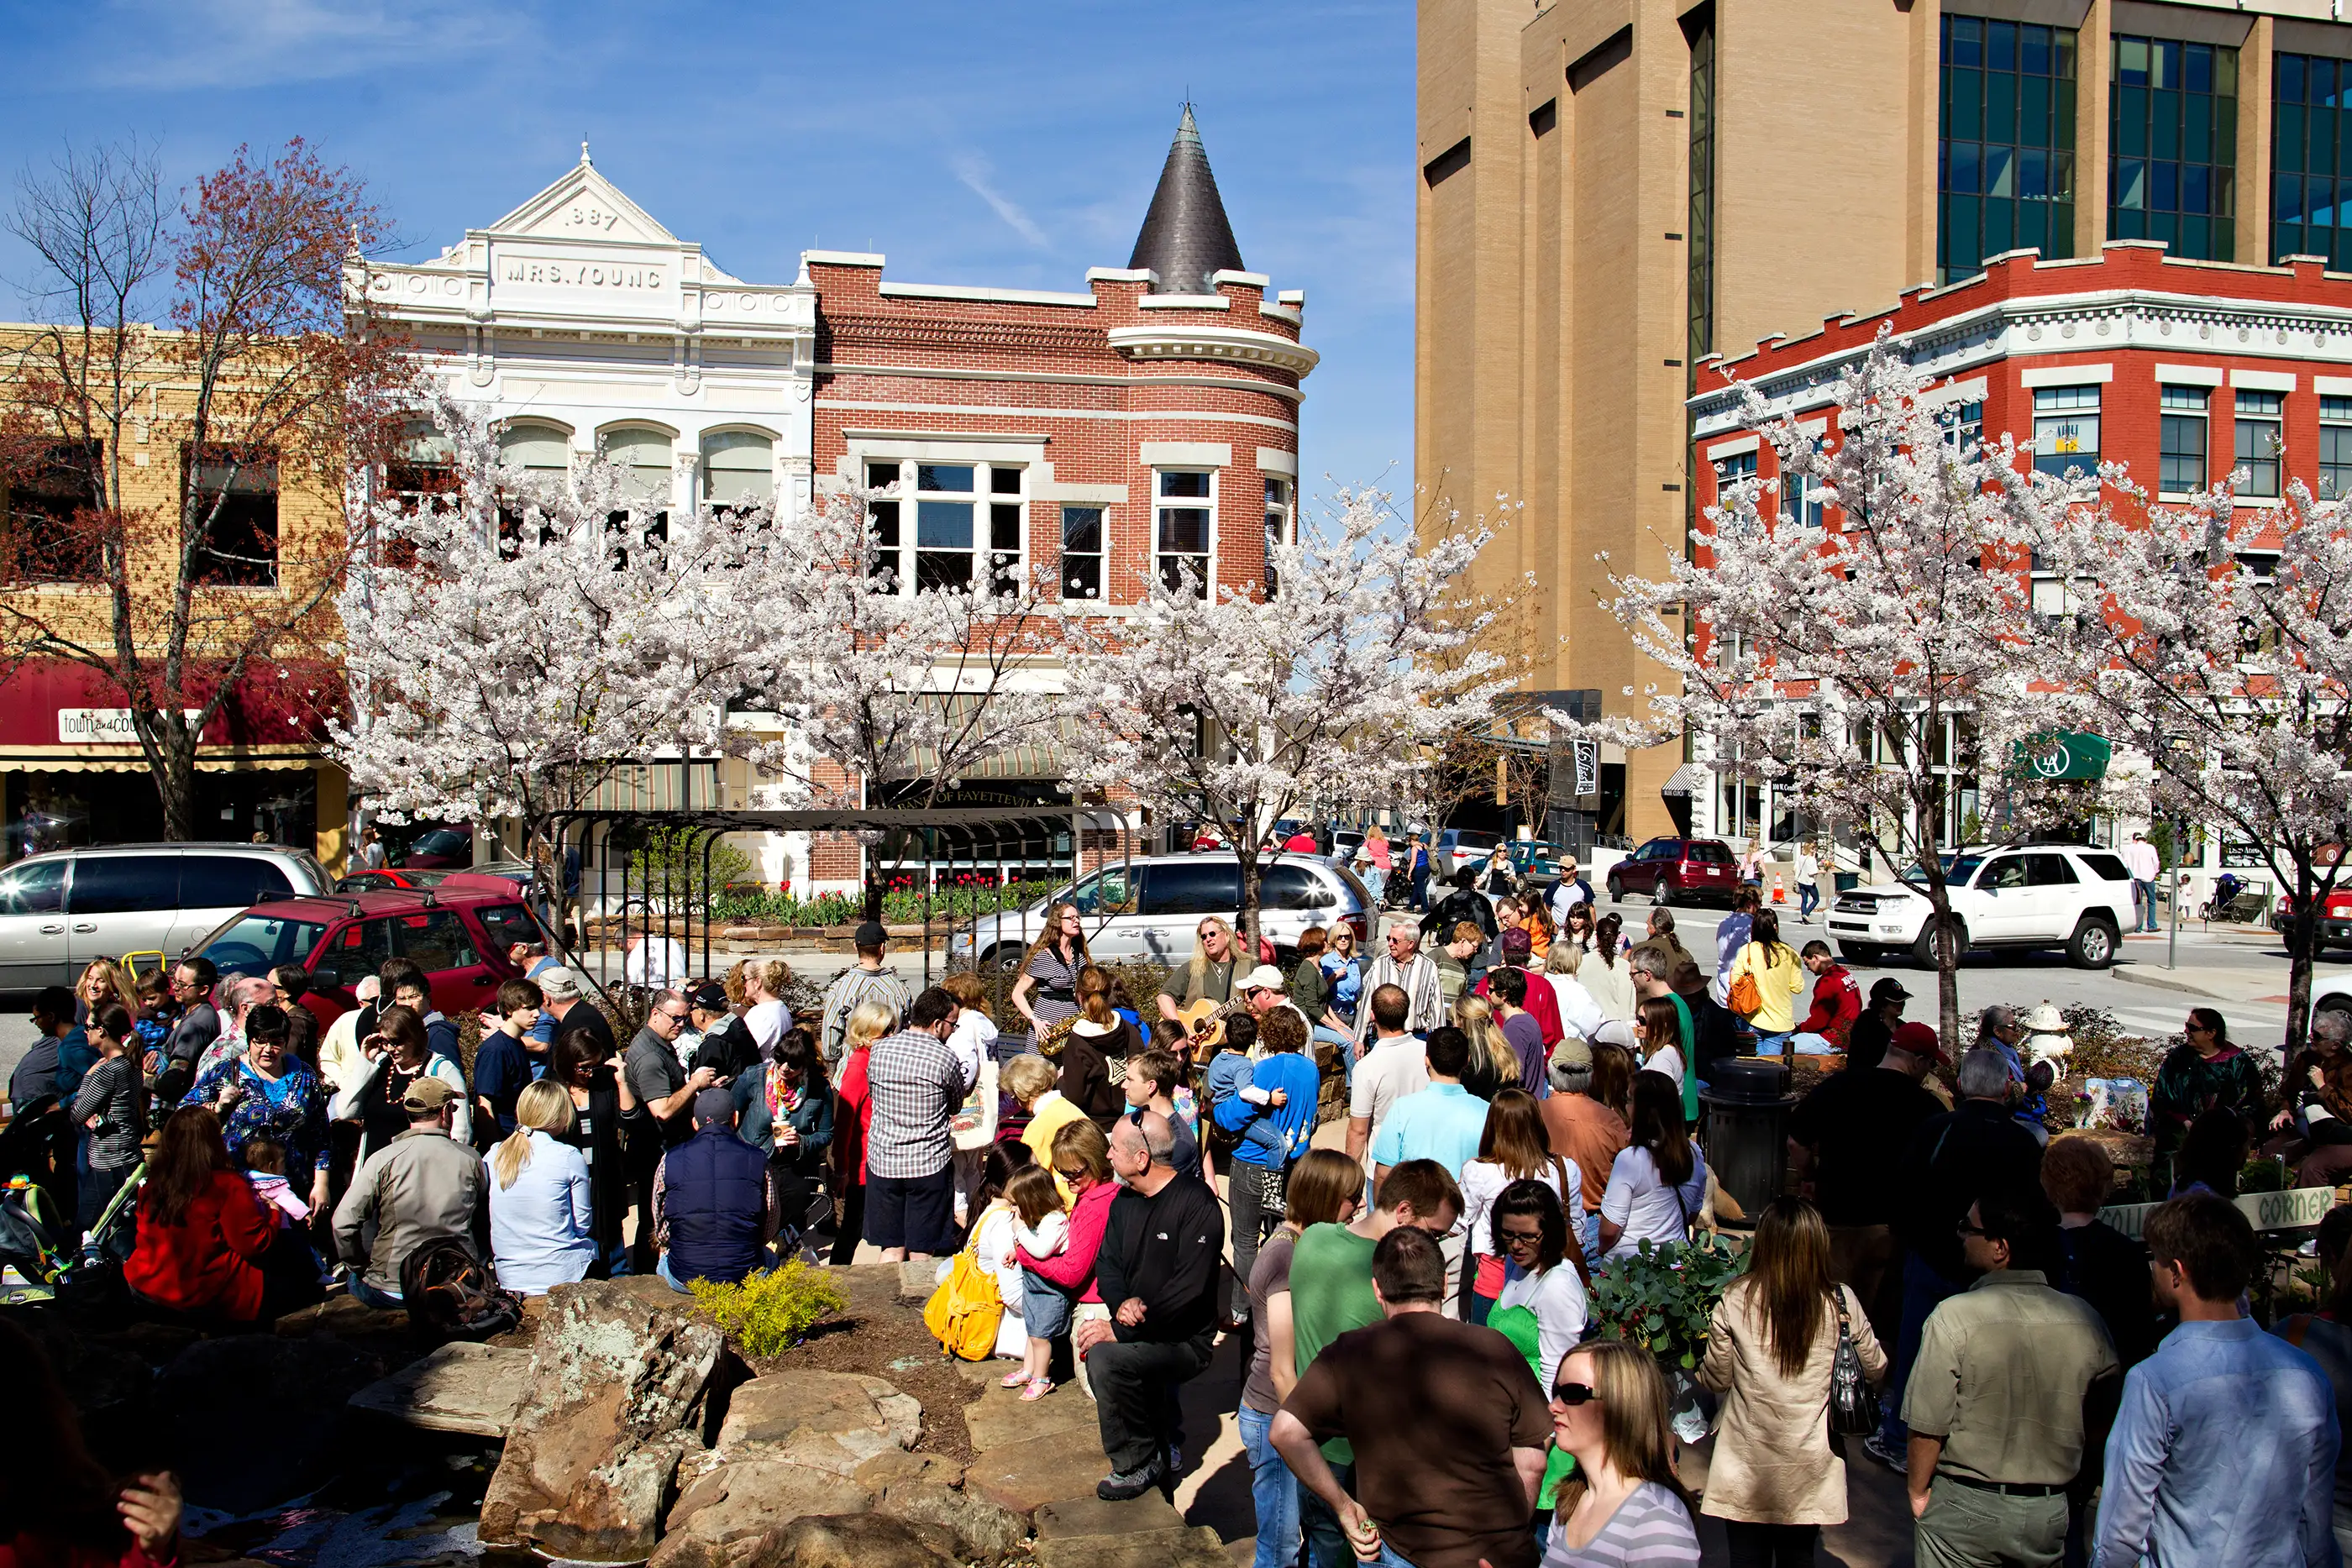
[1291,957,1328,1024]
[1288,1221,1380,1462]
[1667,994,1699,1125]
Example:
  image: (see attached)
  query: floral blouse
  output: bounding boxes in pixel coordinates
[191,1057,330,1177]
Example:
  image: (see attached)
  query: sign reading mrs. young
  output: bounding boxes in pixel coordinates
[491,244,671,300]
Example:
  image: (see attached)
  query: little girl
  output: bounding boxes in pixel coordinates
[1005,1162,1071,1402]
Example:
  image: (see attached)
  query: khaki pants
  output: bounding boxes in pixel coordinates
[1828,1223,1898,1350]
[1070,1300,1112,1401]
[1441,1228,1465,1321]
[1914,1479,2067,1568]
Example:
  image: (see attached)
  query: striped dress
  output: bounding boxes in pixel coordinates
[1542,1482,1703,1567]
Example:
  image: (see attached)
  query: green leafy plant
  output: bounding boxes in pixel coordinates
[688,1261,848,1356]
[1587,1235,1745,1371]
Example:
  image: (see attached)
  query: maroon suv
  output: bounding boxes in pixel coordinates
[1605,836,1740,906]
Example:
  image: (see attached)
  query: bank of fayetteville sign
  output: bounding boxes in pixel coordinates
[57,708,201,744]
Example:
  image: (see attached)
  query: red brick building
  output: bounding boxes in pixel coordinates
[1685,239,2350,894]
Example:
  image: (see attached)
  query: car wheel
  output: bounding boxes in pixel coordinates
[1912,919,1965,971]
[1606,873,1624,902]
[1656,878,1677,908]
[980,943,1023,978]
[2067,917,2119,969]
[1837,942,1880,964]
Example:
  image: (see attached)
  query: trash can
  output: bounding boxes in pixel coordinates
[1833,871,1861,894]
[1699,1057,1796,1228]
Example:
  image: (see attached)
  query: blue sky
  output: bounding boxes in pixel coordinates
[0,0,1417,497]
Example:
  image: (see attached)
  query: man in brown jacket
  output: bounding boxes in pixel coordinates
[1627,908,1706,999]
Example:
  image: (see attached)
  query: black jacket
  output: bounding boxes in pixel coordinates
[1095,1173,1226,1344]
[1896,1098,2045,1282]
[1421,887,1499,946]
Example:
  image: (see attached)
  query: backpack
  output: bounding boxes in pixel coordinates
[921,1239,1004,1361]
[399,1238,524,1339]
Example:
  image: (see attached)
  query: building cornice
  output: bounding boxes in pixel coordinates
[812,359,1305,402]
[1692,285,2352,438]
[1105,323,1319,379]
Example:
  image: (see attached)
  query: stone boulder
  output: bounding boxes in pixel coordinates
[738,1515,963,1568]
[714,1369,922,1476]
[479,1276,726,1561]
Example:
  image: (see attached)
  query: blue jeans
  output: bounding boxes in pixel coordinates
[1314,1026,1356,1088]
[1875,1251,1960,1450]
[349,1274,403,1311]
[1238,1406,1302,1568]
[1299,1459,1359,1568]
[1752,1031,1792,1055]
[1799,884,1819,919]
[656,1255,692,1293]
[2136,878,2159,931]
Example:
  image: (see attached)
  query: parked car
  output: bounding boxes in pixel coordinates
[395,826,476,869]
[1826,844,2134,969]
[2274,885,2352,944]
[187,872,549,1027]
[949,852,1373,977]
[0,842,333,990]
[1604,836,1739,907]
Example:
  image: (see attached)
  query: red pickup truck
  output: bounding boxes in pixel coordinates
[188,873,547,1027]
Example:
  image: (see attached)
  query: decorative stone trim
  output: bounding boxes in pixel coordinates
[1107,323,1320,377]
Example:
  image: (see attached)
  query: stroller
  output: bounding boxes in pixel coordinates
[0,1098,143,1305]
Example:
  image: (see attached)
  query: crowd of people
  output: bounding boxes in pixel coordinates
[14,869,2352,1568]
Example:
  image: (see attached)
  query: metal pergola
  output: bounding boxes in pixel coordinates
[539,804,1131,1016]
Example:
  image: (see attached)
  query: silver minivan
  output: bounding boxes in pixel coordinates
[0,843,333,989]
[951,852,1373,975]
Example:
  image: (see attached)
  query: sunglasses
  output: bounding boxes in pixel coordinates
[657,1009,690,1024]
[1054,1165,1084,1179]
[1955,1219,1987,1237]
[1551,1382,1599,1407]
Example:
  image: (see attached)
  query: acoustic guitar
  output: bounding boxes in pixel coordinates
[1172,997,1241,1053]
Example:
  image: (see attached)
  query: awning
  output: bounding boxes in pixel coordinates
[2014,732,2112,781]
[1660,763,1703,797]
[0,748,325,774]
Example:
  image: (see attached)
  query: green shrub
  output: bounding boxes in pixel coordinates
[1588,1235,1745,1371]
[688,1261,848,1356]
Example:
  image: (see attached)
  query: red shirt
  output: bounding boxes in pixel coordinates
[1283,832,1320,853]
[2,1532,178,1568]
[833,1048,872,1187]
[1799,963,1861,1045]
[123,1168,276,1321]
[1016,1177,1118,1304]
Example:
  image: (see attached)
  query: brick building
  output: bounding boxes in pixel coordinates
[1688,239,2352,901]
[360,110,1312,894]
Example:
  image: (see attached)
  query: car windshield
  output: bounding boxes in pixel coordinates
[1946,854,1986,886]
[412,828,468,854]
[194,912,328,978]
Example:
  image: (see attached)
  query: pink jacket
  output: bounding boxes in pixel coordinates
[1017,1178,1117,1304]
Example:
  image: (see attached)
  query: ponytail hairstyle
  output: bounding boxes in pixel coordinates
[493,1080,578,1189]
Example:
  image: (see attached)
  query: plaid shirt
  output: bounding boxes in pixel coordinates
[821,966,915,1062]
[864,1025,969,1180]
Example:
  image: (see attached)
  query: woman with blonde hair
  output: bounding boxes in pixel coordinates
[827,998,897,1264]
[1544,1339,1703,1563]
[1697,1196,1885,1565]
[486,1080,595,1294]
[60,957,138,1099]
[1004,1051,1087,1196]
[1454,992,1522,1102]
[1011,900,1088,1033]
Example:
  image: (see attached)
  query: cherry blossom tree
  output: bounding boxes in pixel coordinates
[1059,488,1508,954]
[1557,334,2090,1048]
[1,139,414,837]
[330,399,819,913]
[2040,477,2352,1047]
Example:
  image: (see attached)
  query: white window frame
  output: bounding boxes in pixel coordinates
[2032,385,2101,480]
[2158,385,2208,498]
[1154,467,1217,597]
[2234,389,2284,501]
[699,428,778,512]
[860,458,1028,597]
[2320,396,2352,500]
[1263,475,1294,595]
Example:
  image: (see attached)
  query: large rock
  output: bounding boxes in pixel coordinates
[154,1335,379,1513]
[480,1276,726,1561]
[347,1341,531,1435]
[651,1460,874,1568]
[871,1470,1028,1560]
[741,1515,963,1568]
[715,1370,921,1476]
[1030,1523,1235,1568]
[963,1423,1121,1517]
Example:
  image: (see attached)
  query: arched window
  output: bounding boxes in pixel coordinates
[702,431,775,509]
[601,427,673,566]
[495,424,570,553]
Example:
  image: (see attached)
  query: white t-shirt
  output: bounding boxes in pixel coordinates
[1498,1259,1589,1387]
[1644,1042,1687,1089]
[947,1009,997,1090]
[1460,1156,1584,1261]
[744,998,787,1054]
[1349,1036,1431,1169]
[1600,1145,1708,1260]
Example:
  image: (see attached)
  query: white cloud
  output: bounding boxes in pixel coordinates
[948,152,1050,249]
[92,0,530,90]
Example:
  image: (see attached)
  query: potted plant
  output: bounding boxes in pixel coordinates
[1588,1235,1744,1441]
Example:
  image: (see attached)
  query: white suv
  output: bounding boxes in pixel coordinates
[1827,845,2136,970]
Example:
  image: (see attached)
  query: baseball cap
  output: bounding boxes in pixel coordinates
[692,1087,737,1127]
[1869,977,1912,1004]
[1889,1021,1943,1061]
[853,920,890,948]
[1547,1036,1594,1093]
[401,1076,458,1114]
[1501,927,1534,960]
[690,981,731,1012]
[1238,963,1287,993]
[537,967,583,1002]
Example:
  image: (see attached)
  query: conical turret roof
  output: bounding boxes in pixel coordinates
[1127,105,1245,294]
